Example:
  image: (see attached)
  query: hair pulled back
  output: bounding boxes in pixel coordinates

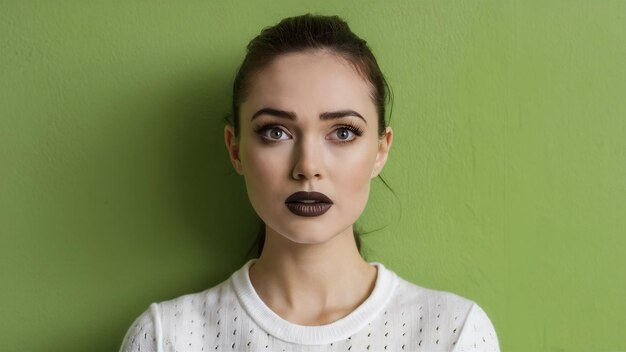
[229,14,393,257]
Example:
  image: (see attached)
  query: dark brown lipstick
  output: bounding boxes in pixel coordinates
[285,191,333,217]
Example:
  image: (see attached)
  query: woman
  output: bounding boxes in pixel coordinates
[120,14,499,352]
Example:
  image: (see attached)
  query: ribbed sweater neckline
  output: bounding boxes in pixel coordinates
[230,259,397,345]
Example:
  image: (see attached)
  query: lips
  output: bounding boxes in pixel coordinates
[285,191,333,217]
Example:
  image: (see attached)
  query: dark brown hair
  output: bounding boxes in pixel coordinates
[228,14,394,257]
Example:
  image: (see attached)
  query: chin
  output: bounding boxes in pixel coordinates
[270,220,353,246]
[258,205,358,246]
[286,233,337,245]
[273,226,333,245]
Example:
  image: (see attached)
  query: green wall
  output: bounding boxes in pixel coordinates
[1,1,624,351]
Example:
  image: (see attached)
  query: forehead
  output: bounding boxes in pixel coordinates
[241,51,376,121]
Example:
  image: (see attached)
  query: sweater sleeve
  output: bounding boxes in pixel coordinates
[451,303,500,352]
[119,303,161,352]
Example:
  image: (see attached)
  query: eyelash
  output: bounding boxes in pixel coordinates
[253,123,364,144]
[333,123,364,143]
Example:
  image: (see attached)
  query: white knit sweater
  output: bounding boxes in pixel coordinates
[120,260,499,351]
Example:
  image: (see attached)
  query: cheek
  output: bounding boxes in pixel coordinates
[331,144,378,198]
[340,138,378,172]
[240,142,288,201]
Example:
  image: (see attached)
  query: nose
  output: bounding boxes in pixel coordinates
[291,136,322,180]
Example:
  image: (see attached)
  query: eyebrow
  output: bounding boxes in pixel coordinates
[251,107,367,124]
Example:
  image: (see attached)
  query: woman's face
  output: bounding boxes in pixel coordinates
[225,50,392,246]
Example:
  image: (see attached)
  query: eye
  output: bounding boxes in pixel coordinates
[327,124,364,143]
[334,129,355,141]
[266,128,287,140]
[254,124,292,142]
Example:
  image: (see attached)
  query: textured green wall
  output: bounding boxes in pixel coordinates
[1,1,624,351]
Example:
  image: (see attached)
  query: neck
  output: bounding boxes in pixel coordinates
[248,225,377,325]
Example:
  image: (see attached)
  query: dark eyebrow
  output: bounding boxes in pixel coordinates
[251,108,367,124]
[320,110,367,124]
[251,108,296,121]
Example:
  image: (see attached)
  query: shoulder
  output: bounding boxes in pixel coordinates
[384,267,477,319]
[450,302,499,351]
[119,303,160,352]
[119,278,236,352]
[383,268,499,351]
[154,279,235,321]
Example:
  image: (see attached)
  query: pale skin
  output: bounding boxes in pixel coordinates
[224,50,393,326]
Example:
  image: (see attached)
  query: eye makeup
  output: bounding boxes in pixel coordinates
[252,123,291,144]
[328,122,364,143]
[252,121,365,144]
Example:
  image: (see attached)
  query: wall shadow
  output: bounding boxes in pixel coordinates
[42,62,258,351]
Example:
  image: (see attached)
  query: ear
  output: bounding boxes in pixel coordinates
[224,125,243,175]
[371,127,393,178]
